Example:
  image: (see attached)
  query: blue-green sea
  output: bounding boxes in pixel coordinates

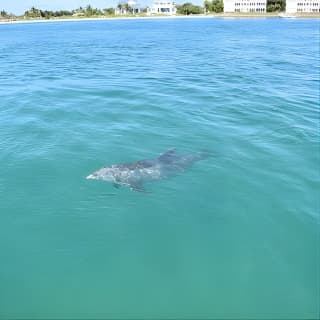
[0,17,319,319]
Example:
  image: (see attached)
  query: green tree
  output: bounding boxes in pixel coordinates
[0,10,16,19]
[86,4,93,15]
[83,5,102,16]
[177,2,202,15]
[267,0,285,12]
[24,7,42,18]
[124,3,133,13]
[0,10,8,17]
[103,8,115,15]
[203,0,223,12]
[204,0,212,12]
[211,0,224,12]
[141,6,148,13]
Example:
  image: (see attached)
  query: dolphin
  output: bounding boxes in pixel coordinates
[86,148,210,192]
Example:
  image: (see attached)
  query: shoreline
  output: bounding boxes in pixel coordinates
[0,13,319,25]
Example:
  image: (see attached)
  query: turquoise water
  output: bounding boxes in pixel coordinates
[0,18,319,318]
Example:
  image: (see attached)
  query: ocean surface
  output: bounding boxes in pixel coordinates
[0,17,319,319]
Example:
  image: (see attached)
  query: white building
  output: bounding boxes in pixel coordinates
[224,0,266,12]
[286,0,319,13]
[115,0,141,14]
[148,1,177,15]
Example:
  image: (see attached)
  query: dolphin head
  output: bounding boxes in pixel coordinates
[86,166,115,182]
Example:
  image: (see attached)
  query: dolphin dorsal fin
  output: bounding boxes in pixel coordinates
[159,148,176,161]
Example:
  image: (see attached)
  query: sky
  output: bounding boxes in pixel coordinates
[0,0,203,15]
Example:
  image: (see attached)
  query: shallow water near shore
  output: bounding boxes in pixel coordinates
[0,18,319,318]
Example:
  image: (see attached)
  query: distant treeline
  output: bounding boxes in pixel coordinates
[0,0,288,19]
[23,6,115,18]
[0,5,115,19]
[0,9,15,18]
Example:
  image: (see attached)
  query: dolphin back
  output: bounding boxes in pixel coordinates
[182,151,212,164]
[158,148,212,168]
[158,148,178,163]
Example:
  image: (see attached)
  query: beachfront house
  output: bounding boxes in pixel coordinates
[223,0,266,12]
[115,0,141,14]
[147,1,177,14]
[286,0,319,12]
